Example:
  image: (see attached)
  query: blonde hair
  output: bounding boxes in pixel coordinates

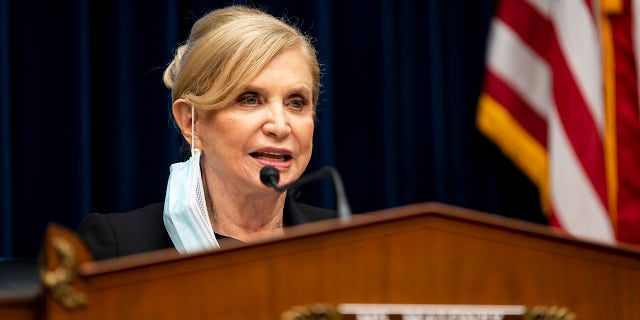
[163,5,320,111]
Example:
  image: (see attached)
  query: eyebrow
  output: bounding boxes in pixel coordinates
[240,84,311,97]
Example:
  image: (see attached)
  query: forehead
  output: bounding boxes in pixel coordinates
[247,47,313,89]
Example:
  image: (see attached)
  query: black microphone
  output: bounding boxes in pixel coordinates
[260,166,282,190]
[260,166,352,219]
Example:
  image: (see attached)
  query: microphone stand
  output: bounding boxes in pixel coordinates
[261,166,352,219]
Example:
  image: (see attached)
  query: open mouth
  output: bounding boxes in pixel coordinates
[250,152,292,162]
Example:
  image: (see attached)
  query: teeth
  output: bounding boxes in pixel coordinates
[255,155,286,162]
[251,152,290,162]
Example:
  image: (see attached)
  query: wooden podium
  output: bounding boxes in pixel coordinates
[3,202,640,319]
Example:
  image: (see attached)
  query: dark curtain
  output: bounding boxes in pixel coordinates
[0,0,545,258]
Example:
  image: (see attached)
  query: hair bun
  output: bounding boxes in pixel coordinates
[163,45,188,89]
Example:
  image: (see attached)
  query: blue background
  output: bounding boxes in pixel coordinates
[0,0,544,258]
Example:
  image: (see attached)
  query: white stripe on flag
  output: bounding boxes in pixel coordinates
[549,107,615,243]
[487,19,551,119]
[529,0,605,134]
[550,0,605,135]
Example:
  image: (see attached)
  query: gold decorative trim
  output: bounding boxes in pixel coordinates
[40,236,87,310]
[282,303,342,320]
[525,305,577,320]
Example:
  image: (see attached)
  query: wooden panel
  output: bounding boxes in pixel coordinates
[39,202,639,320]
[0,202,634,319]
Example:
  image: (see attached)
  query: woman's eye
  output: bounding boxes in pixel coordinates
[243,95,259,105]
[237,92,261,106]
[290,99,306,109]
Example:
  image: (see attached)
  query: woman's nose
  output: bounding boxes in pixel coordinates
[262,104,291,139]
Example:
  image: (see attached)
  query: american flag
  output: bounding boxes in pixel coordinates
[477,0,640,246]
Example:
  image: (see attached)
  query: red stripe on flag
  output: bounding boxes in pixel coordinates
[584,0,595,15]
[611,0,640,245]
[483,70,548,145]
[494,1,554,60]
[497,0,609,211]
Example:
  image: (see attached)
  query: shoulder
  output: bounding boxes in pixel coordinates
[294,202,338,221]
[77,203,172,260]
[283,196,338,226]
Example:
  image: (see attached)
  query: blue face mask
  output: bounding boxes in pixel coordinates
[163,106,219,254]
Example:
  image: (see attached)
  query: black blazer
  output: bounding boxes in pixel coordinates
[77,196,337,260]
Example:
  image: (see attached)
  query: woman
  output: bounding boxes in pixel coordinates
[77,5,337,260]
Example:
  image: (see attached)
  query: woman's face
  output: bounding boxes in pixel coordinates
[197,47,315,194]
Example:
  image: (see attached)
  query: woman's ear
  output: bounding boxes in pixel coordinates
[172,98,201,149]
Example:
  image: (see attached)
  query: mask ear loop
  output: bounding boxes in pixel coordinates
[191,105,195,156]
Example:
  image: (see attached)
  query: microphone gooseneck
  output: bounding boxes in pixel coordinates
[259,166,352,219]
